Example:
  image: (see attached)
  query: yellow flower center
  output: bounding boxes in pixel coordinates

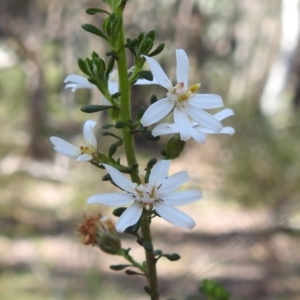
[167,82,201,105]
[80,146,96,156]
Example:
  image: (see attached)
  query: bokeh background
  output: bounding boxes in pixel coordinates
[1,0,300,299]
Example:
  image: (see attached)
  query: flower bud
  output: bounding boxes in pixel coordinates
[164,134,186,159]
[77,213,121,255]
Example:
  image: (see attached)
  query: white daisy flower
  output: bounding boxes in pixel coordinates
[140,49,224,141]
[50,120,97,161]
[152,109,235,143]
[87,160,202,232]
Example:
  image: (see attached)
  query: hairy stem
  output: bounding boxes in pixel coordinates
[114,6,140,184]
[114,4,160,299]
[140,210,160,300]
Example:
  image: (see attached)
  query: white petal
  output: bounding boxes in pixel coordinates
[213,108,234,121]
[197,126,235,135]
[83,120,97,148]
[191,128,207,143]
[185,105,223,132]
[65,83,77,92]
[64,74,95,90]
[152,123,179,137]
[149,160,170,185]
[174,108,193,141]
[108,81,119,95]
[221,127,235,135]
[159,190,202,206]
[159,171,190,193]
[140,98,173,126]
[142,55,171,89]
[176,49,189,89]
[134,78,158,85]
[189,94,224,109]
[50,137,80,158]
[116,203,143,232]
[154,202,196,229]
[87,193,133,206]
[76,154,93,161]
[102,164,137,193]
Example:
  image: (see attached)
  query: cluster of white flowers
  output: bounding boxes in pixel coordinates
[50,49,234,232]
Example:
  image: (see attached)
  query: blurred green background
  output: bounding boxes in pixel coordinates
[1,0,300,299]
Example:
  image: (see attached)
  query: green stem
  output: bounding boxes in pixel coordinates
[140,210,160,300]
[120,249,146,273]
[114,7,139,184]
[114,5,159,299]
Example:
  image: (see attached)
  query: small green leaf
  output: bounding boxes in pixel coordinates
[150,94,157,104]
[125,269,141,276]
[115,121,129,128]
[82,24,108,40]
[102,18,111,38]
[144,286,151,295]
[124,248,131,255]
[113,207,127,217]
[102,124,115,129]
[105,57,115,78]
[138,70,153,81]
[137,107,145,120]
[96,58,106,77]
[102,132,122,140]
[148,43,165,57]
[152,209,160,218]
[109,143,117,158]
[137,32,144,43]
[162,253,181,261]
[80,105,115,113]
[124,38,138,48]
[139,38,153,55]
[86,8,110,15]
[147,158,157,169]
[111,15,122,41]
[154,249,163,256]
[111,92,121,99]
[87,77,97,85]
[102,173,111,181]
[146,30,155,40]
[84,58,93,76]
[92,51,99,59]
[141,129,160,141]
[77,58,90,76]
[110,264,131,271]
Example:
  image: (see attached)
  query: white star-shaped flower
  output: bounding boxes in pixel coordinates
[50,120,97,161]
[140,49,224,141]
[152,109,235,143]
[87,160,202,232]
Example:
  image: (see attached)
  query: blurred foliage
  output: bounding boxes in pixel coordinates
[1,0,300,299]
[219,102,300,223]
[199,279,230,300]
